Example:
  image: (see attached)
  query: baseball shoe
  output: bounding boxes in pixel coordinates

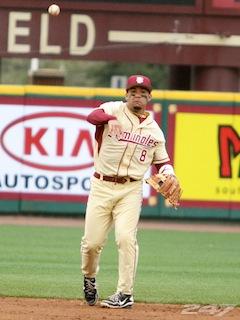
[83,276,98,306]
[100,292,134,308]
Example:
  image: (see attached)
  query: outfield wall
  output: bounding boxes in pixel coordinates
[0,85,239,219]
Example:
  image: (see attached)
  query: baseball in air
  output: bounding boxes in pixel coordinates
[48,4,60,16]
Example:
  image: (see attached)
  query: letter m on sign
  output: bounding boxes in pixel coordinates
[218,126,240,178]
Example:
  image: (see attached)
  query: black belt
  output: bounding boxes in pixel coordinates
[94,172,137,184]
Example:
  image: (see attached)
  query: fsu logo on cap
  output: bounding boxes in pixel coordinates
[126,74,152,92]
[136,76,144,84]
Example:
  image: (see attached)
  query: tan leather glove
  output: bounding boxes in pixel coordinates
[146,173,182,208]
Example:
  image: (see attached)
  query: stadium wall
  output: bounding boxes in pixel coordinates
[0,85,239,219]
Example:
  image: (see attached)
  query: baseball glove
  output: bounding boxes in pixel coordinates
[145,173,182,208]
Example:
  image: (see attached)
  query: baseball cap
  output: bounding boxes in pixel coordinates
[126,75,152,93]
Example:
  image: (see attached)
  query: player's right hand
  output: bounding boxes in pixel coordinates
[108,120,122,138]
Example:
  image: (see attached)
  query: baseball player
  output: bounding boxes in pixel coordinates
[81,75,181,308]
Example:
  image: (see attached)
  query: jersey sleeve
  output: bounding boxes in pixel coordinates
[97,101,121,116]
[152,141,170,164]
[152,128,170,164]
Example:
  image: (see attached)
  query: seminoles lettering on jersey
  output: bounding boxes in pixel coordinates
[94,101,170,180]
[108,132,159,148]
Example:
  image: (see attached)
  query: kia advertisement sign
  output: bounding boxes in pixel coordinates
[1,111,94,171]
[0,101,152,204]
[0,104,95,201]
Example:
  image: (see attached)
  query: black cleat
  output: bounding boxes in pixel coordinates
[83,276,98,306]
[100,292,134,308]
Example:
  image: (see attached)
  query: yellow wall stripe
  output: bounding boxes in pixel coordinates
[1,85,240,103]
[0,85,25,95]
[24,85,125,98]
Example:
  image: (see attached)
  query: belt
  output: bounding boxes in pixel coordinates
[94,172,137,184]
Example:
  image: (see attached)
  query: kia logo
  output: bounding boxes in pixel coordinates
[0,112,94,171]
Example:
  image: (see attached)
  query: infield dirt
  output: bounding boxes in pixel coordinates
[0,296,239,320]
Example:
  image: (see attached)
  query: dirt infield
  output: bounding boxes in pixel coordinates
[0,297,239,320]
[1,215,240,320]
[1,215,240,233]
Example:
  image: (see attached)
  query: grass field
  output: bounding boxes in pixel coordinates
[0,224,239,305]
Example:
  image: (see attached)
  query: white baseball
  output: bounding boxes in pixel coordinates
[48,4,60,16]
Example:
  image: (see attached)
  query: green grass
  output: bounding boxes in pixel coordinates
[0,225,240,305]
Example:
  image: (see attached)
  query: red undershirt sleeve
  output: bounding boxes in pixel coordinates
[87,109,117,125]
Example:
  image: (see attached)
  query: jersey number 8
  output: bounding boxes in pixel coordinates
[140,150,147,162]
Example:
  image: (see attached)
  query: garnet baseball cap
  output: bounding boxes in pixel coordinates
[126,75,152,93]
